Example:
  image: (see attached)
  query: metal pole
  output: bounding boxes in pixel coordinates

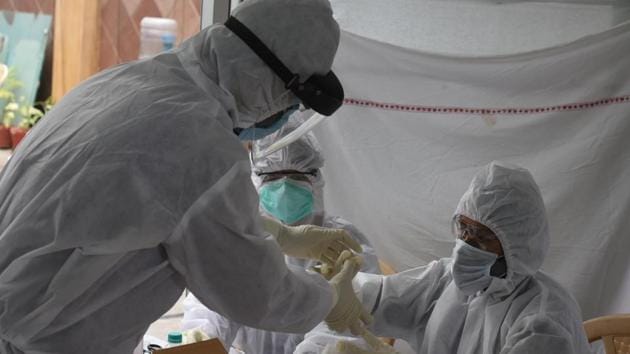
[213,0,231,24]
[201,0,232,29]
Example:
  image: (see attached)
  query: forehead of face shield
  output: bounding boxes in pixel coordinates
[251,112,325,174]
[234,104,299,140]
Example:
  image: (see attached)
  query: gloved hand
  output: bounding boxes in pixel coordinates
[327,328,398,354]
[313,250,363,280]
[332,341,398,354]
[262,215,362,263]
[325,258,373,335]
[182,328,210,343]
[359,327,397,354]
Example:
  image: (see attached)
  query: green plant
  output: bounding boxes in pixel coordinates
[0,67,22,101]
[38,96,55,113]
[17,99,45,129]
[0,66,54,129]
[1,68,24,127]
[2,96,49,129]
[27,96,54,128]
[2,100,18,127]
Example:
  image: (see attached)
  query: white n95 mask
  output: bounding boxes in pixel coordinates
[452,239,498,296]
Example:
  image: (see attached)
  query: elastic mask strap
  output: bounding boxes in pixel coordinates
[224,17,299,90]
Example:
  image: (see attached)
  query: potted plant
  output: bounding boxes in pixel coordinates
[0,67,23,149]
[1,101,17,148]
[0,107,11,148]
[9,97,46,149]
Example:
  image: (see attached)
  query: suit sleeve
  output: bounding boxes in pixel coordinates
[165,160,334,334]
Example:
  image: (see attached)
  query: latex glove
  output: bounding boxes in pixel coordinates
[325,258,373,334]
[333,341,398,354]
[262,215,362,262]
[329,328,398,354]
[313,250,363,280]
[359,328,397,354]
[182,329,210,343]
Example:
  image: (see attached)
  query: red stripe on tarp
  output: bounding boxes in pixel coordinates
[343,95,630,115]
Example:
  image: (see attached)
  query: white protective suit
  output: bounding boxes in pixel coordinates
[300,161,592,354]
[0,1,342,353]
[182,117,381,354]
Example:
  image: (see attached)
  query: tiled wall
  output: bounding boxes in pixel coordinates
[0,0,202,97]
[0,0,54,101]
[100,0,202,70]
[0,0,53,14]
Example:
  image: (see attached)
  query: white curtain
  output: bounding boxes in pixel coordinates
[330,0,630,56]
[315,17,630,320]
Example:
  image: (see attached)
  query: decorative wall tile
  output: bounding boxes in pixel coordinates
[181,0,201,42]
[0,0,53,15]
[100,0,120,69]
[99,0,202,70]
[122,0,143,19]
[154,0,177,18]
[0,0,201,96]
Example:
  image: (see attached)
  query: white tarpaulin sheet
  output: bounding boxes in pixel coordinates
[314,21,630,320]
[330,0,630,56]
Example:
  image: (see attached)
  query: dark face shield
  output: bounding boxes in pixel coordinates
[224,17,344,117]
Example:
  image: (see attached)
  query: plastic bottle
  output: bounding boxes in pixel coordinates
[161,33,176,51]
[139,17,178,59]
[166,331,183,348]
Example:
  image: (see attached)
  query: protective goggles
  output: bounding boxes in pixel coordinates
[224,16,344,116]
[453,215,497,243]
[256,169,319,183]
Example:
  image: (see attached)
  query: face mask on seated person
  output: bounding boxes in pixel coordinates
[451,239,499,296]
[259,178,314,224]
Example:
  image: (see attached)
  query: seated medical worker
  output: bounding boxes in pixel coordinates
[182,116,380,354]
[300,161,592,354]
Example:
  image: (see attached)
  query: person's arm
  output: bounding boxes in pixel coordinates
[165,160,334,334]
[354,259,452,344]
[500,315,582,354]
[181,293,241,348]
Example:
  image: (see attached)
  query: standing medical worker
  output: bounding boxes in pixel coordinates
[182,116,381,353]
[323,162,592,354]
[0,0,370,353]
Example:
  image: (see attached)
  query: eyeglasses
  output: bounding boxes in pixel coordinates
[257,169,318,183]
[454,215,498,243]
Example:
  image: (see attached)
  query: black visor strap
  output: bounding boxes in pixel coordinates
[224,17,299,89]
